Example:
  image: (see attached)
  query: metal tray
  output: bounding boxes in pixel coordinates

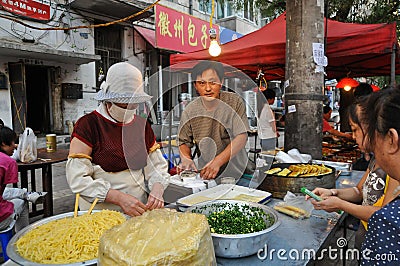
[7,211,100,266]
[176,184,272,210]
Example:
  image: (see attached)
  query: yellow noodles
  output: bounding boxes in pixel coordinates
[15,210,125,264]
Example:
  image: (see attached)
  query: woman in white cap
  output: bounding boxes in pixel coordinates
[66,62,169,217]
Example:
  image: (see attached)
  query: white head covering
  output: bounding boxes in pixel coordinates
[94,62,152,103]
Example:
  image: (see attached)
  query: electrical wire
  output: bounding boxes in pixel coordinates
[0,0,161,31]
[0,24,23,38]
[209,0,215,28]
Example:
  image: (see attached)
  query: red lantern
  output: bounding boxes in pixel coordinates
[336,78,360,91]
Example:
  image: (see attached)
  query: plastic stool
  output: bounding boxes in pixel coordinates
[0,219,16,262]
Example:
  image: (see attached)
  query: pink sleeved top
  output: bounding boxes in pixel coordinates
[0,151,18,222]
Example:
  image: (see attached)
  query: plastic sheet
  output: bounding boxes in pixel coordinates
[273,191,314,219]
[98,208,216,266]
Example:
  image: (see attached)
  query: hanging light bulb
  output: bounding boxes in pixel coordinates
[208,28,221,57]
[343,85,352,91]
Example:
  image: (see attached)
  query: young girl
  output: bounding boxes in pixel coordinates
[0,124,46,231]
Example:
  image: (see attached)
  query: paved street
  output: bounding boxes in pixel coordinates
[28,137,74,222]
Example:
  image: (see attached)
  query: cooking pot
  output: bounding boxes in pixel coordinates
[258,163,336,198]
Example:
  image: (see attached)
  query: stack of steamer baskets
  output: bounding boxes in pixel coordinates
[258,163,336,199]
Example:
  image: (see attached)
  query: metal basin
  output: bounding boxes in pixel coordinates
[186,200,280,258]
[7,211,100,266]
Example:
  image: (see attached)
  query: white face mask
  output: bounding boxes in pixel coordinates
[108,103,136,123]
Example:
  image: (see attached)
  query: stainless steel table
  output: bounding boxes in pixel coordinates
[215,170,364,265]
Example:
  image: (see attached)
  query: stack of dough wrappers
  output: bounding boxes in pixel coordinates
[98,208,216,265]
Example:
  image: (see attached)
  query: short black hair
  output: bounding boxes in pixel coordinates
[0,125,17,149]
[354,83,373,98]
[0,119,3,127]
[262,89,276,100]
[323,105,332,114]
[191,61,224,82]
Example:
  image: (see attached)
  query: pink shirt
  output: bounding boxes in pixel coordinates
[0,151,18,222]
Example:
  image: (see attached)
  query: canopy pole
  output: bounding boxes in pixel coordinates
[391,43,396,88]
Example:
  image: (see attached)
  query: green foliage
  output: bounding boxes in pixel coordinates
[242,0,400,26]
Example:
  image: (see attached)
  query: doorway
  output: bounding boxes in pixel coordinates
[9,63,51,134]
[25,65,51,134]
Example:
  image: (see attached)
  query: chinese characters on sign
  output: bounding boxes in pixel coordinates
[312,43,328,66]
[312,43,328,74]
[1,0,51,21]
[156,5,219,53]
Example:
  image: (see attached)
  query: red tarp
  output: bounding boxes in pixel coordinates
[170,13,399,80]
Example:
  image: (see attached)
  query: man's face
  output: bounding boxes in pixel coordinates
[323,110,332,121]
[194,69,223,101]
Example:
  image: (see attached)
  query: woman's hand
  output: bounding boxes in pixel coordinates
[311,196,343,213]
[305,187,332,200]
[146,183,164,210]
[119,193,147,217]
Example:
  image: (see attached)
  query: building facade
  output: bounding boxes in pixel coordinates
[0,0,261,134]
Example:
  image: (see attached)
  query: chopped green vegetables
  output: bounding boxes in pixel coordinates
[192,202,275,235]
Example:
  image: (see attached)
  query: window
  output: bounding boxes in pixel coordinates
[226,3,234,17]
[217,0,225,19]
[198,0,257,23]
[94,23,122,88]
[199,1,211,14]
[243,0,254,22]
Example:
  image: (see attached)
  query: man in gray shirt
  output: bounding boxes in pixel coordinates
[177,61,249,181]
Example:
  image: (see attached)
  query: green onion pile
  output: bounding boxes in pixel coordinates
[192,202,275,235]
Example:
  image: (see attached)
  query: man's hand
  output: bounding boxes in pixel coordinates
[177,157,198,174]
[200,159,222,180]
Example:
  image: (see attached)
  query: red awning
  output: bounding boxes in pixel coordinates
[170,13,400,80]
[134,26,156,47]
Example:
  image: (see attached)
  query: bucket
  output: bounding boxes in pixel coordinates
[46,134,57,152]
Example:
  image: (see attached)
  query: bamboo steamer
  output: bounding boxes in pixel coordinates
[258,163,336,199]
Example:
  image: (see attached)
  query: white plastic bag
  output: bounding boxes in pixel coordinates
[275,150,301,163]
[17,127,37,163]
